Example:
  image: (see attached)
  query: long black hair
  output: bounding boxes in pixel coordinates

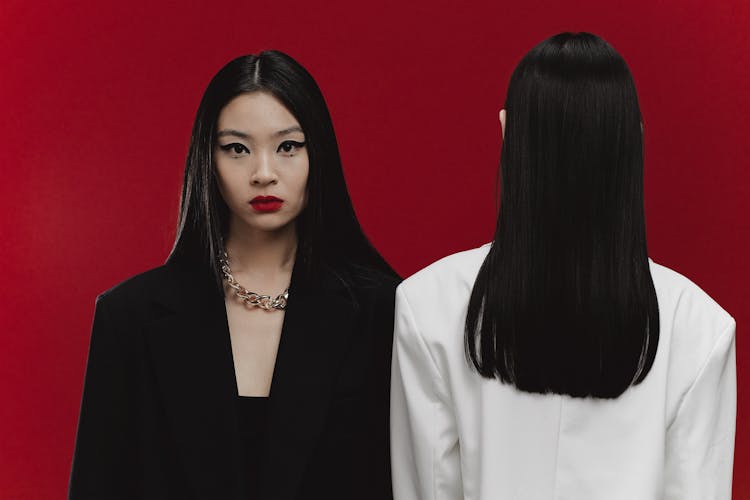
[465,33,659,399]
[169,51,398,286]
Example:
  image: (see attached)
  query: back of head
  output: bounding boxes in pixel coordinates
[466,33,659,399]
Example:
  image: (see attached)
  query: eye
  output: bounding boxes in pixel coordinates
[277,140,306,155]
[219,143,250,157]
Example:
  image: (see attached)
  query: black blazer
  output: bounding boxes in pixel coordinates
[69,255,399,500]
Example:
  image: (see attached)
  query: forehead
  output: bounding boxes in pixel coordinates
[216,92,302,135]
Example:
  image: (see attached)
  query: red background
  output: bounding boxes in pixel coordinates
[2,0,748,498]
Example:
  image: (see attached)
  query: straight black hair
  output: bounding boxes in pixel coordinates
[465,33,659,399]
[169,51,397,287]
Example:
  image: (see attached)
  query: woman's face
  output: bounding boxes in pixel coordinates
[214,91,309,237]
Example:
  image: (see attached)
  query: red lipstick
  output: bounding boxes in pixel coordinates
[249,196,284,212]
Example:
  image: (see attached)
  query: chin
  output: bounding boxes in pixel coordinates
[245,218,296,234]
[228,210,299,236]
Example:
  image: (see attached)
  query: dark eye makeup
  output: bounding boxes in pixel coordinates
[277,140,306,154]
[219,143,250,155]
[218,140,306,157]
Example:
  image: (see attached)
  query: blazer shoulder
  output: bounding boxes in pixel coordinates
[340,264,400,314]
[394,244,490,347]
[648,257,735,379]
[399,243,490,300]
[344,263,401,289]
[649,258,734,333]
[648,259,736,428]
[96,263,172,313]
[328,262,399,300]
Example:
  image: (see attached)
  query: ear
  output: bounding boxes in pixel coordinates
[499,109,506,139]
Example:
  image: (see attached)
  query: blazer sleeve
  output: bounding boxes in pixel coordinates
[390,286,462,500]
[69,294,140,499]
[664,319,736,500]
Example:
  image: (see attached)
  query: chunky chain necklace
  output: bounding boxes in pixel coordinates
[219,253,289,311]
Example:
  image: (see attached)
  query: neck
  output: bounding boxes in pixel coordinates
[224,220,297,283]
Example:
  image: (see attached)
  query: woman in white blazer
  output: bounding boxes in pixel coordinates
[391,33,736,500]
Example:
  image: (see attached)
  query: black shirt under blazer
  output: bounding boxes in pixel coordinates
[69,255,399,500]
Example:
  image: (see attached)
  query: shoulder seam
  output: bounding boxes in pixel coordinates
[668,319,736,431]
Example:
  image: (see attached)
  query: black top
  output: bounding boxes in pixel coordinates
[237,396,269,499]
[69,258,399,500]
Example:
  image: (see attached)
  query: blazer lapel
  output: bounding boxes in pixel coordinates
[143,260,244,499]
[142,259,357,500]
[258,266,357,500]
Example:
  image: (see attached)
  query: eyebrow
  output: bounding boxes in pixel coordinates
[274,126,304,137]
[216,126,304,140]
[216,129,250,140]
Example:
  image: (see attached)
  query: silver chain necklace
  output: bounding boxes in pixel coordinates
[219,252,289,311]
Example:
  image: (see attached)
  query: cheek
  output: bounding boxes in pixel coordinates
[214,162,241,204]
[288,161,309,204]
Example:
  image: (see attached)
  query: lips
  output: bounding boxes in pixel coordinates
[249,196,284,212]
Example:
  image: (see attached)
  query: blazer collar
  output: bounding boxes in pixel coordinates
[144,258,357,500]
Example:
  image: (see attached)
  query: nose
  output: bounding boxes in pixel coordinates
[250,151,278,186]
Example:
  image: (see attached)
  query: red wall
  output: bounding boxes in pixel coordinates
[2,0,748,498]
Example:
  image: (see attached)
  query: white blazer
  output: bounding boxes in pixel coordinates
[391,244,736,500]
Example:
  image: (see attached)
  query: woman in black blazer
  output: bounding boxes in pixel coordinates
[69,51,399,500]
